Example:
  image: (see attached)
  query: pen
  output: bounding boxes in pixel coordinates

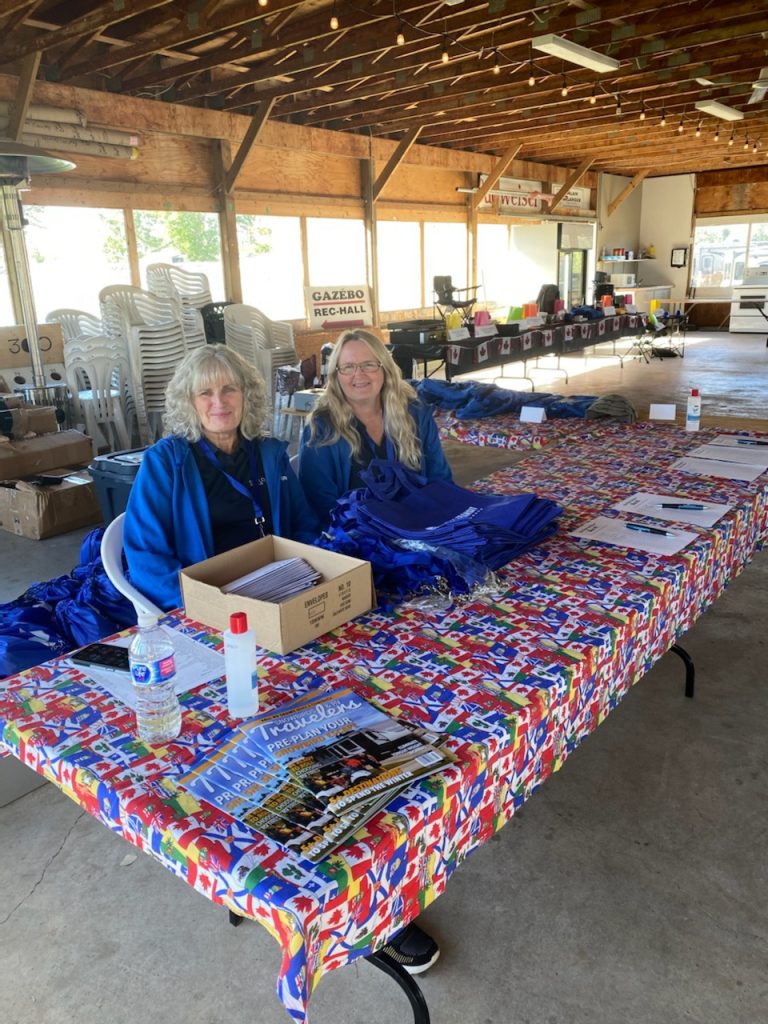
[625,522,673,537]
[655,502,705,510]
[736,439,768,446]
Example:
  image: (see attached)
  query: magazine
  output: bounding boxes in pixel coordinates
[177,686,452,861]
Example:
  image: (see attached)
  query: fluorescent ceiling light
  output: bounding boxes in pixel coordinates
[694,99,744,121]
[532,34,619,74]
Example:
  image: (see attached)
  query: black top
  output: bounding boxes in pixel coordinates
[191,438,274,554]
[349,418,389,490]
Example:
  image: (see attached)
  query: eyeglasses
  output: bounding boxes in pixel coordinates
[336,360,382,376]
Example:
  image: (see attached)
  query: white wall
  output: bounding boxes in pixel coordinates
[638,175,695,293]
[599,174,643,257]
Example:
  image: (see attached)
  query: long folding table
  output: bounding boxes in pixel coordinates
[1,422,766,1024]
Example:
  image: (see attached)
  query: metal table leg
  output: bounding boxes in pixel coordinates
[366,952,431,1024]
[670,643,695,699]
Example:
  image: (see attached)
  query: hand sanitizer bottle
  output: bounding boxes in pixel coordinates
[686,388,701,431]
[223,612,259,718]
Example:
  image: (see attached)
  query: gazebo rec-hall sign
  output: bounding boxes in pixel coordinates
[305,285,373,331]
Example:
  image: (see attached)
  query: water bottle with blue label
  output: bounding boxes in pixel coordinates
[129,612,181,743]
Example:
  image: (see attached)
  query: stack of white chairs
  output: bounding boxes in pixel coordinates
[146,263,210,350]
[63,335,132,455]
[46,308,103,343]
[99,285,187,446]
[223,304,300,433]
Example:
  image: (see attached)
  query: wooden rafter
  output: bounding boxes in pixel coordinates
[549,159,595,213]
[7,49,40,140]
[372,125,422,201]
[471,144,522,211]
[607,171,650,216]
[222,98,275,194]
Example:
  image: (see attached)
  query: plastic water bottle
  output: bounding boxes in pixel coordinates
[129,612,181,743]
[686,388,701,432]
[223,612,259,718]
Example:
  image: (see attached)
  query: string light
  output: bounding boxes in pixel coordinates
[561,75,568,97]
[696,121,702,138]
[396,21,405,46]
[728,130,735,146]
[754,140,759,154]
[639,102,646,121]
[744,136,750,150]
[589,85,597,105]
[714,126,720,142]
[330,3,338,30]
[660,109,666,127]
[441,36,449,64]
[257,0,268,6]
[677,118,684,134]
[493,49,500,75]
[528,67,536,86]
[615,95,622,117]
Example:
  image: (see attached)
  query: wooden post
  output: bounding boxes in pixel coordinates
[123,209,141,286]
[360,158,379,325]
[213,140,242,303]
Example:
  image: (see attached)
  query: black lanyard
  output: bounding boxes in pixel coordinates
[196,436,267,531]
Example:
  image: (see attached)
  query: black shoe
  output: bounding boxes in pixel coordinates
[378,923,440,975]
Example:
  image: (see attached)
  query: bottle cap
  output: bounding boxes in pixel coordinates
[691,388,700,396]
[136,610,158,628]
[230,611,248,634]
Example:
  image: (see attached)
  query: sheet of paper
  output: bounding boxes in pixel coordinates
[687,442,768,468]
[708,434,768,449]
[520,405,546,423]
[671,457,765,482]
[612,492,732,527]
[64,626,225,711]
[649,403,677,421]
[570,515,698,556]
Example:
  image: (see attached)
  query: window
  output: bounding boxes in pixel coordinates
[0,239,13,324]
[306,218,366,287]
[423,222,467,304]
[237,215,304,319]
[133,210,224,300]
[376,221,421,312]
[690,217,768,293]
[477,224,514,311]
[23,205,131,317]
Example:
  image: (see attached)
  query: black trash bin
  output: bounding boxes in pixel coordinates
[200,301,234,343]
[88,447,148,524]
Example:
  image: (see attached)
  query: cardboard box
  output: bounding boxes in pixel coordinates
[181,536,375,654]
[0,323,64,370]
[0,468,103,539]
[0,430,92,480]
[0,405,59,437]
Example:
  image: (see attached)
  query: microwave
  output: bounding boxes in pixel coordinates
[611,272,636,287]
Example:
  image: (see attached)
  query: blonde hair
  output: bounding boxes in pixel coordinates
[163,344,269,441]
[307,330,421,467]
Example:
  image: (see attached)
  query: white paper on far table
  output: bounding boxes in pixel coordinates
[687,442,768,468]
[612,492,732,527]
[570,515,698,556]
[671,457,765,482]
[64,625,225,711]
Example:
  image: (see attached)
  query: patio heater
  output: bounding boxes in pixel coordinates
[0,139,75,405]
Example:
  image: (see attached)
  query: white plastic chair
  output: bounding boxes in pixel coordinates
[146,264,209,350]
[64,337,132,454]
[46,308,103,342]
[101,512,163,620]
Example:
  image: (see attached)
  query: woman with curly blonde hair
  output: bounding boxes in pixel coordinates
[124,344,318,611]
[299,330,452,528]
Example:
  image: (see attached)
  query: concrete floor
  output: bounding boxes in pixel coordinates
[1,328,767,1023]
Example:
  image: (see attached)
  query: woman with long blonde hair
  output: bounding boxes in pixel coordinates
[299,330,452,528]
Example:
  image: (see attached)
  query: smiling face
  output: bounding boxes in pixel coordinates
[192,373,244,451]
[335,337,385,413]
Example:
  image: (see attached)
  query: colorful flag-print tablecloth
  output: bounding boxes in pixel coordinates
[1,423,766,1023]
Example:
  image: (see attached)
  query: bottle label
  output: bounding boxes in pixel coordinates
[131,655,175,686]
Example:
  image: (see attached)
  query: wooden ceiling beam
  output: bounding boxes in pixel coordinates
[6,49,40,140]
[372,125,423,201]
[471,144,523,210]
[548,159,594,212]
[222,97,275,194]
[607,171,650,215]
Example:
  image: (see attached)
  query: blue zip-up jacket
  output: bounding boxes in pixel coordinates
[298,400,453,529]
[124,435,319,611]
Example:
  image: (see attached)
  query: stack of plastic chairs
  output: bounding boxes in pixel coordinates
[99,285,187,445]
[146,263,210,351]
[63,335,132,455]
[46,308,104,343]
[223,304,299,430]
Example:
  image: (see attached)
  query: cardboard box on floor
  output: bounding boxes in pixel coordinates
[181,536,375,655]
[0,468,103,540]
[0,430,92,479]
